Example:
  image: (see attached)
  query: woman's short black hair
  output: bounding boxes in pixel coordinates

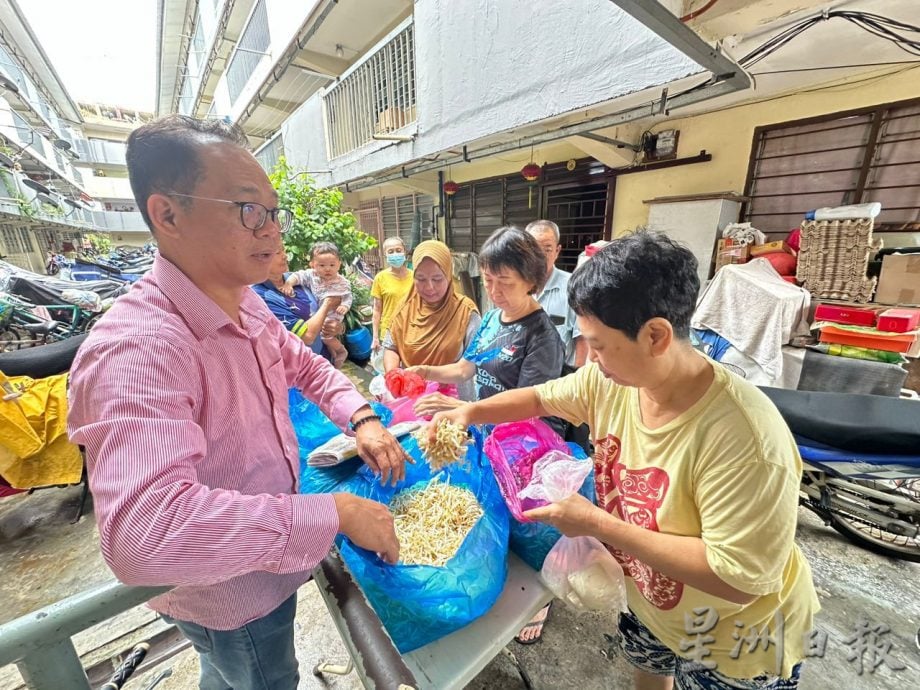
[479,226,547,294]
[568,231,699,340]
[126,114,249,231]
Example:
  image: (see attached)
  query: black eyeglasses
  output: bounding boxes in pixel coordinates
[168,193,293,233]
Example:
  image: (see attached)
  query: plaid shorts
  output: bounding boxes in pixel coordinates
[614,609,802,690]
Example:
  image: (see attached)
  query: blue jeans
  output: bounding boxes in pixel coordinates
[161,595,299,690]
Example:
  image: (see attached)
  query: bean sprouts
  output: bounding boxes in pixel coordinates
[391,480,482,567]
[414,420,468,469]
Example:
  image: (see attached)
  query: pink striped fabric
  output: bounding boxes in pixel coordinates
[67,256,369,629]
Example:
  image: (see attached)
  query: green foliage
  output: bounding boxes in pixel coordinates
[85,233,112,254]
[41,203,64,218]
[13,194,36,219]
[269,157,377,271]
[346,271,371,308]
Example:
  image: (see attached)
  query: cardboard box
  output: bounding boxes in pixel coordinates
[819,325,918,356]
[877,308,920,333]
[815,303,880,327]
[715,238,749,272]
[874,253,920,305]
[750,240,794,257]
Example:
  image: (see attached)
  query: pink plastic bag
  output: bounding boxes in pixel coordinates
[383,382,458,425]
[483,419,570,522]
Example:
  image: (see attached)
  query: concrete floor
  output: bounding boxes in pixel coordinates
[1,362,917,689]
[2,479,918,689]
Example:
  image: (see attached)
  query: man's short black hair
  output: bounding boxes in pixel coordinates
[568,231,699,340]
[479,225,547,294]
[126,114,250,231]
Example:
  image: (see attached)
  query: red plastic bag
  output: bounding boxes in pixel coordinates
[483,419,571,522]
[383,382,459,425]
[384,368,426,398]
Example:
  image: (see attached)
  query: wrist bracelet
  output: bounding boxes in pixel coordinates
[351,414,382,431]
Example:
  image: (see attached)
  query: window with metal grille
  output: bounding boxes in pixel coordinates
[356,193,432,269]
[226,0,270,106]
[1,227,26,254]
[380,192,432,248]
[19,227,34,253]
[324,21,416,159]
[447,177,545,254]
[744,98,920,233]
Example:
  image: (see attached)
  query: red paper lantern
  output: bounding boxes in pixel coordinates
[443,180,459,196]
[521,162,541,182]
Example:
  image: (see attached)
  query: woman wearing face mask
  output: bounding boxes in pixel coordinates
[409,226,565,435]
[371,237,414,352]
[383,240,481,399]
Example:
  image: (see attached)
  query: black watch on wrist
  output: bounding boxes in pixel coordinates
[351,414,382,431]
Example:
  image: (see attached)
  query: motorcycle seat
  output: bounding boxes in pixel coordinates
[20,320,60,336]
[760,387,920,456]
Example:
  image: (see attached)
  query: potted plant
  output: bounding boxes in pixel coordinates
[341,271,374,363]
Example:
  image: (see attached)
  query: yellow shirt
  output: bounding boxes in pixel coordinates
[535,360,820,679]
[371,268,414,339]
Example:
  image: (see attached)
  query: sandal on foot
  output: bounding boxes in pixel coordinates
[514,602,552,645]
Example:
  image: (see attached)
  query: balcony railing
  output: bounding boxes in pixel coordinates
[73,138,127,166]
[225,0,270,106]
[0,43,74,152]
[323,20,416,159]
[91,210,146,232]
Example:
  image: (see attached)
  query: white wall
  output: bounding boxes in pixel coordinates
[282,0,700,183]
[279,93,334,187]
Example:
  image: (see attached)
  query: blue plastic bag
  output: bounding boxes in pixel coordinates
[508,442,595,571]
[290,389,392,494]
[338,432,510,653]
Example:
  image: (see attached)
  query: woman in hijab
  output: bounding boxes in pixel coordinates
[383,240,481,398]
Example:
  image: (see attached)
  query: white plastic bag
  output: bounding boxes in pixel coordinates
[540,536,627,613]
[370,348,386,375]
[517,450,592,503]
[61,288,102,312]
[369,374,392,401]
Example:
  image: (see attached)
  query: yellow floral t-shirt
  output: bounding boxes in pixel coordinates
[371,268,414,339]
[535,360,820,680]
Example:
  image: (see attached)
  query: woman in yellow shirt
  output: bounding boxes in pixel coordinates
[371,237,414,352]
[431,232,819,690]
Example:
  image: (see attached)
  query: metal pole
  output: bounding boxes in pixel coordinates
[0,581,168,668]
[17,639,90,690]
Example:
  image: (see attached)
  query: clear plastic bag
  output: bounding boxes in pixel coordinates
[540,535,627,613]
[517,450,593,504]
[370,348,386,375]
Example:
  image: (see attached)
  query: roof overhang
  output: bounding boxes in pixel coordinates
[344,0,751,190]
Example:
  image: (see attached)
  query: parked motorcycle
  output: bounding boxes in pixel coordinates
[763,387,920,562]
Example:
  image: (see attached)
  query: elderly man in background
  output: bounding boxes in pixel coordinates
[526,220,586,369]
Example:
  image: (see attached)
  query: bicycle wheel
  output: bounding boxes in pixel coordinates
[0,329,21,352]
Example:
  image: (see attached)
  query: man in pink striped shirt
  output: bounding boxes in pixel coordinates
[68,115,408,690]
